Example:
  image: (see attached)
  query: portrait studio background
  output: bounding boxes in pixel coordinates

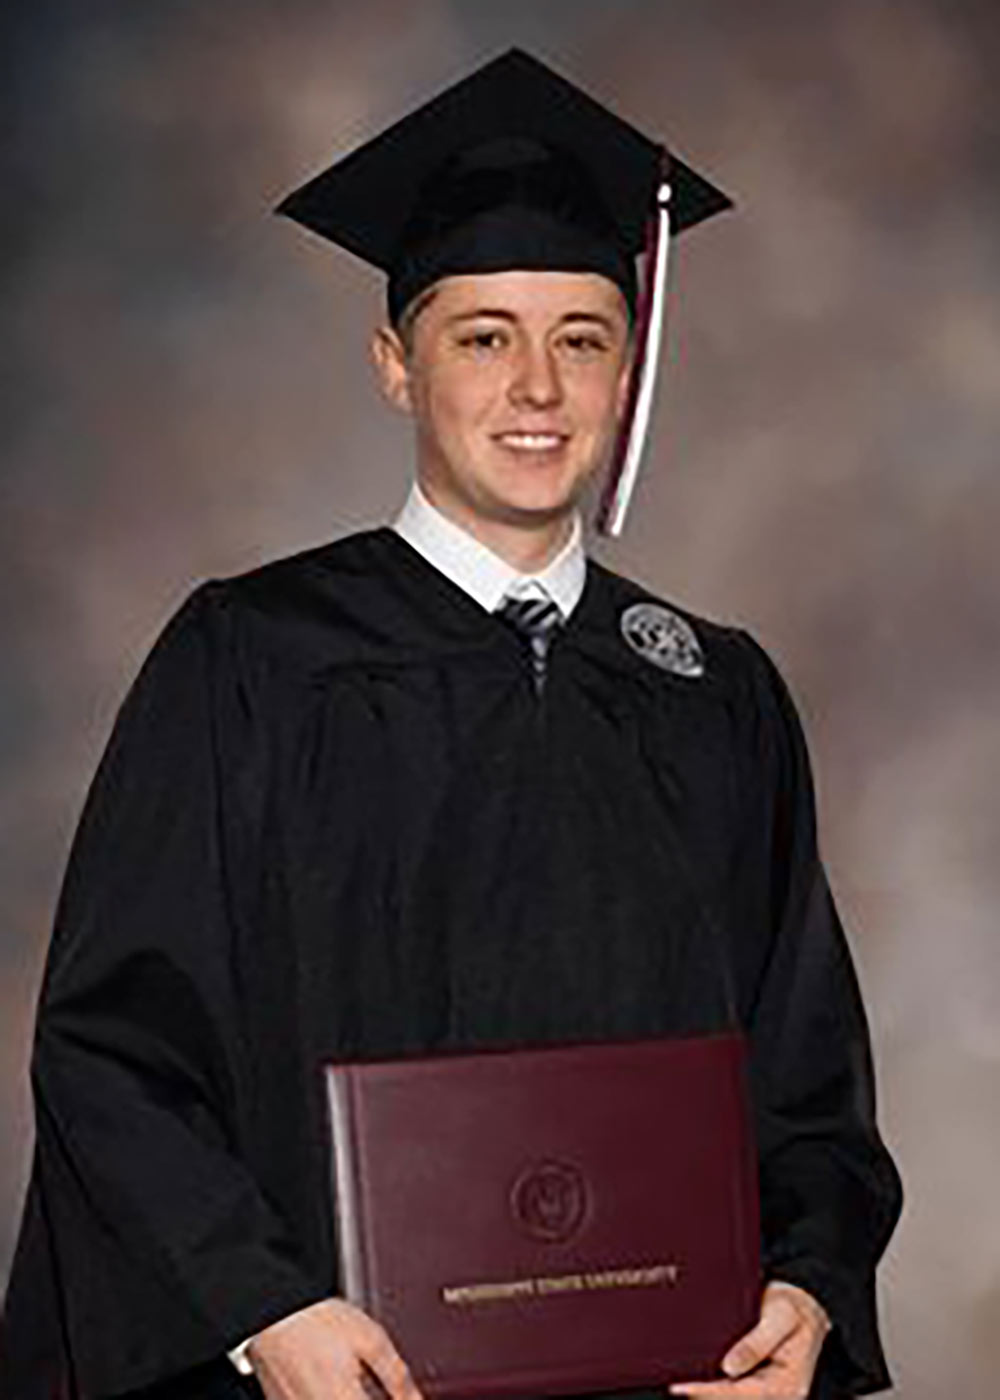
[3,2,998,1396]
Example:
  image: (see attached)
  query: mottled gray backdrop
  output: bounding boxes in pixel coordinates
[3,1,998,1395]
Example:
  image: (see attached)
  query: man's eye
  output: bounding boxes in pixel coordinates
[560,333,609,356]
[457,329,507,351]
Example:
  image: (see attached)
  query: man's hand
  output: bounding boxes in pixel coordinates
[247,1297,426,1400]
[669,1280,831,1399]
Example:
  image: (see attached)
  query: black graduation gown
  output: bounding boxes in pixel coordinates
[0,528,902,1400]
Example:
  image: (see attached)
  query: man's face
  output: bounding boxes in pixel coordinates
[372,269,633,534]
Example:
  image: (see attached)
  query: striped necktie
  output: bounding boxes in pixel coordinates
[495,592,564,694]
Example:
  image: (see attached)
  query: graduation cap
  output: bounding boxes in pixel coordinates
[276,48,732,536]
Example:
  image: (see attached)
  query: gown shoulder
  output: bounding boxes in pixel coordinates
[584,555,796,717]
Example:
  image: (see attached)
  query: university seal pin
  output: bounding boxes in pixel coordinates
[620,602,705,678]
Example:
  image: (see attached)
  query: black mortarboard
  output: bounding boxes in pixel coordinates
[276,48,733,534]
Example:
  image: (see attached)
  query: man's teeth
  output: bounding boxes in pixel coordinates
[498,433,564,449]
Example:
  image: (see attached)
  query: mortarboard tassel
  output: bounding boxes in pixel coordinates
[595,157,674,538]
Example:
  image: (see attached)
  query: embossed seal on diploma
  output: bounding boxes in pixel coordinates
[620,603,705,678]
[510,1159,589,1242]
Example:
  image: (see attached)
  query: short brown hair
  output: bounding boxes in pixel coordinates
[395,284,441,356]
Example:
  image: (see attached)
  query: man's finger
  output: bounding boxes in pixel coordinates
[359,1367,390,1400]
[669,1368,802,1398]
[720,1293,801,1377]
[360,1335,424,1400]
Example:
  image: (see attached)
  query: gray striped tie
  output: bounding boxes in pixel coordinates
[495,593,564,694]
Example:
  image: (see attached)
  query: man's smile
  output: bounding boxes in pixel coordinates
[491,431,571,454]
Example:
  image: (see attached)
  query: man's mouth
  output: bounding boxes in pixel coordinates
[493,432,570,452]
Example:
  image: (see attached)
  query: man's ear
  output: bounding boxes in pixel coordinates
[614,337,636,421]
[370,323,413,414]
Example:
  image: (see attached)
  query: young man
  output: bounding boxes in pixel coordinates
[0,49,901,1400]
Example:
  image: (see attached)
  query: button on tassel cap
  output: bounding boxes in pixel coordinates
[495,595,564,694]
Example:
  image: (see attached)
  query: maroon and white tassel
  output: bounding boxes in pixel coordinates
[596,169,673,538]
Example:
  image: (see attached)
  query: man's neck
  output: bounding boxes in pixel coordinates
[418,483,575,574]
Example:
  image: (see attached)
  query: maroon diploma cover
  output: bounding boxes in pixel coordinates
[323,1033,761,1399]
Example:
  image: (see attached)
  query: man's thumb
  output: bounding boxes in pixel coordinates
[721,1295,799,1377]
[721,1339,760,1378]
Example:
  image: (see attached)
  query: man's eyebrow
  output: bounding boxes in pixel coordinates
[559,311,619,333]
[446,308,619,331]
[446,309,518,325]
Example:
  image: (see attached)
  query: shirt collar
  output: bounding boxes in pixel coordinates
[392,481,587,618]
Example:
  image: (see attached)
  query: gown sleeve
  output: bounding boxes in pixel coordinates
[18,583,328,1397]
[732,632,903,1398]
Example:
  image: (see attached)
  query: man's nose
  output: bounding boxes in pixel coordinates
[508,343,562,408]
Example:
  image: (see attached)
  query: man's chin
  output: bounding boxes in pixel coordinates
[419,463,599,534]
[480,493,582,529]
[475,471,597,524]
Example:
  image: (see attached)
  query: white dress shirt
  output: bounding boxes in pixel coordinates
[393,480,587,617]
[229,484,586,1375]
